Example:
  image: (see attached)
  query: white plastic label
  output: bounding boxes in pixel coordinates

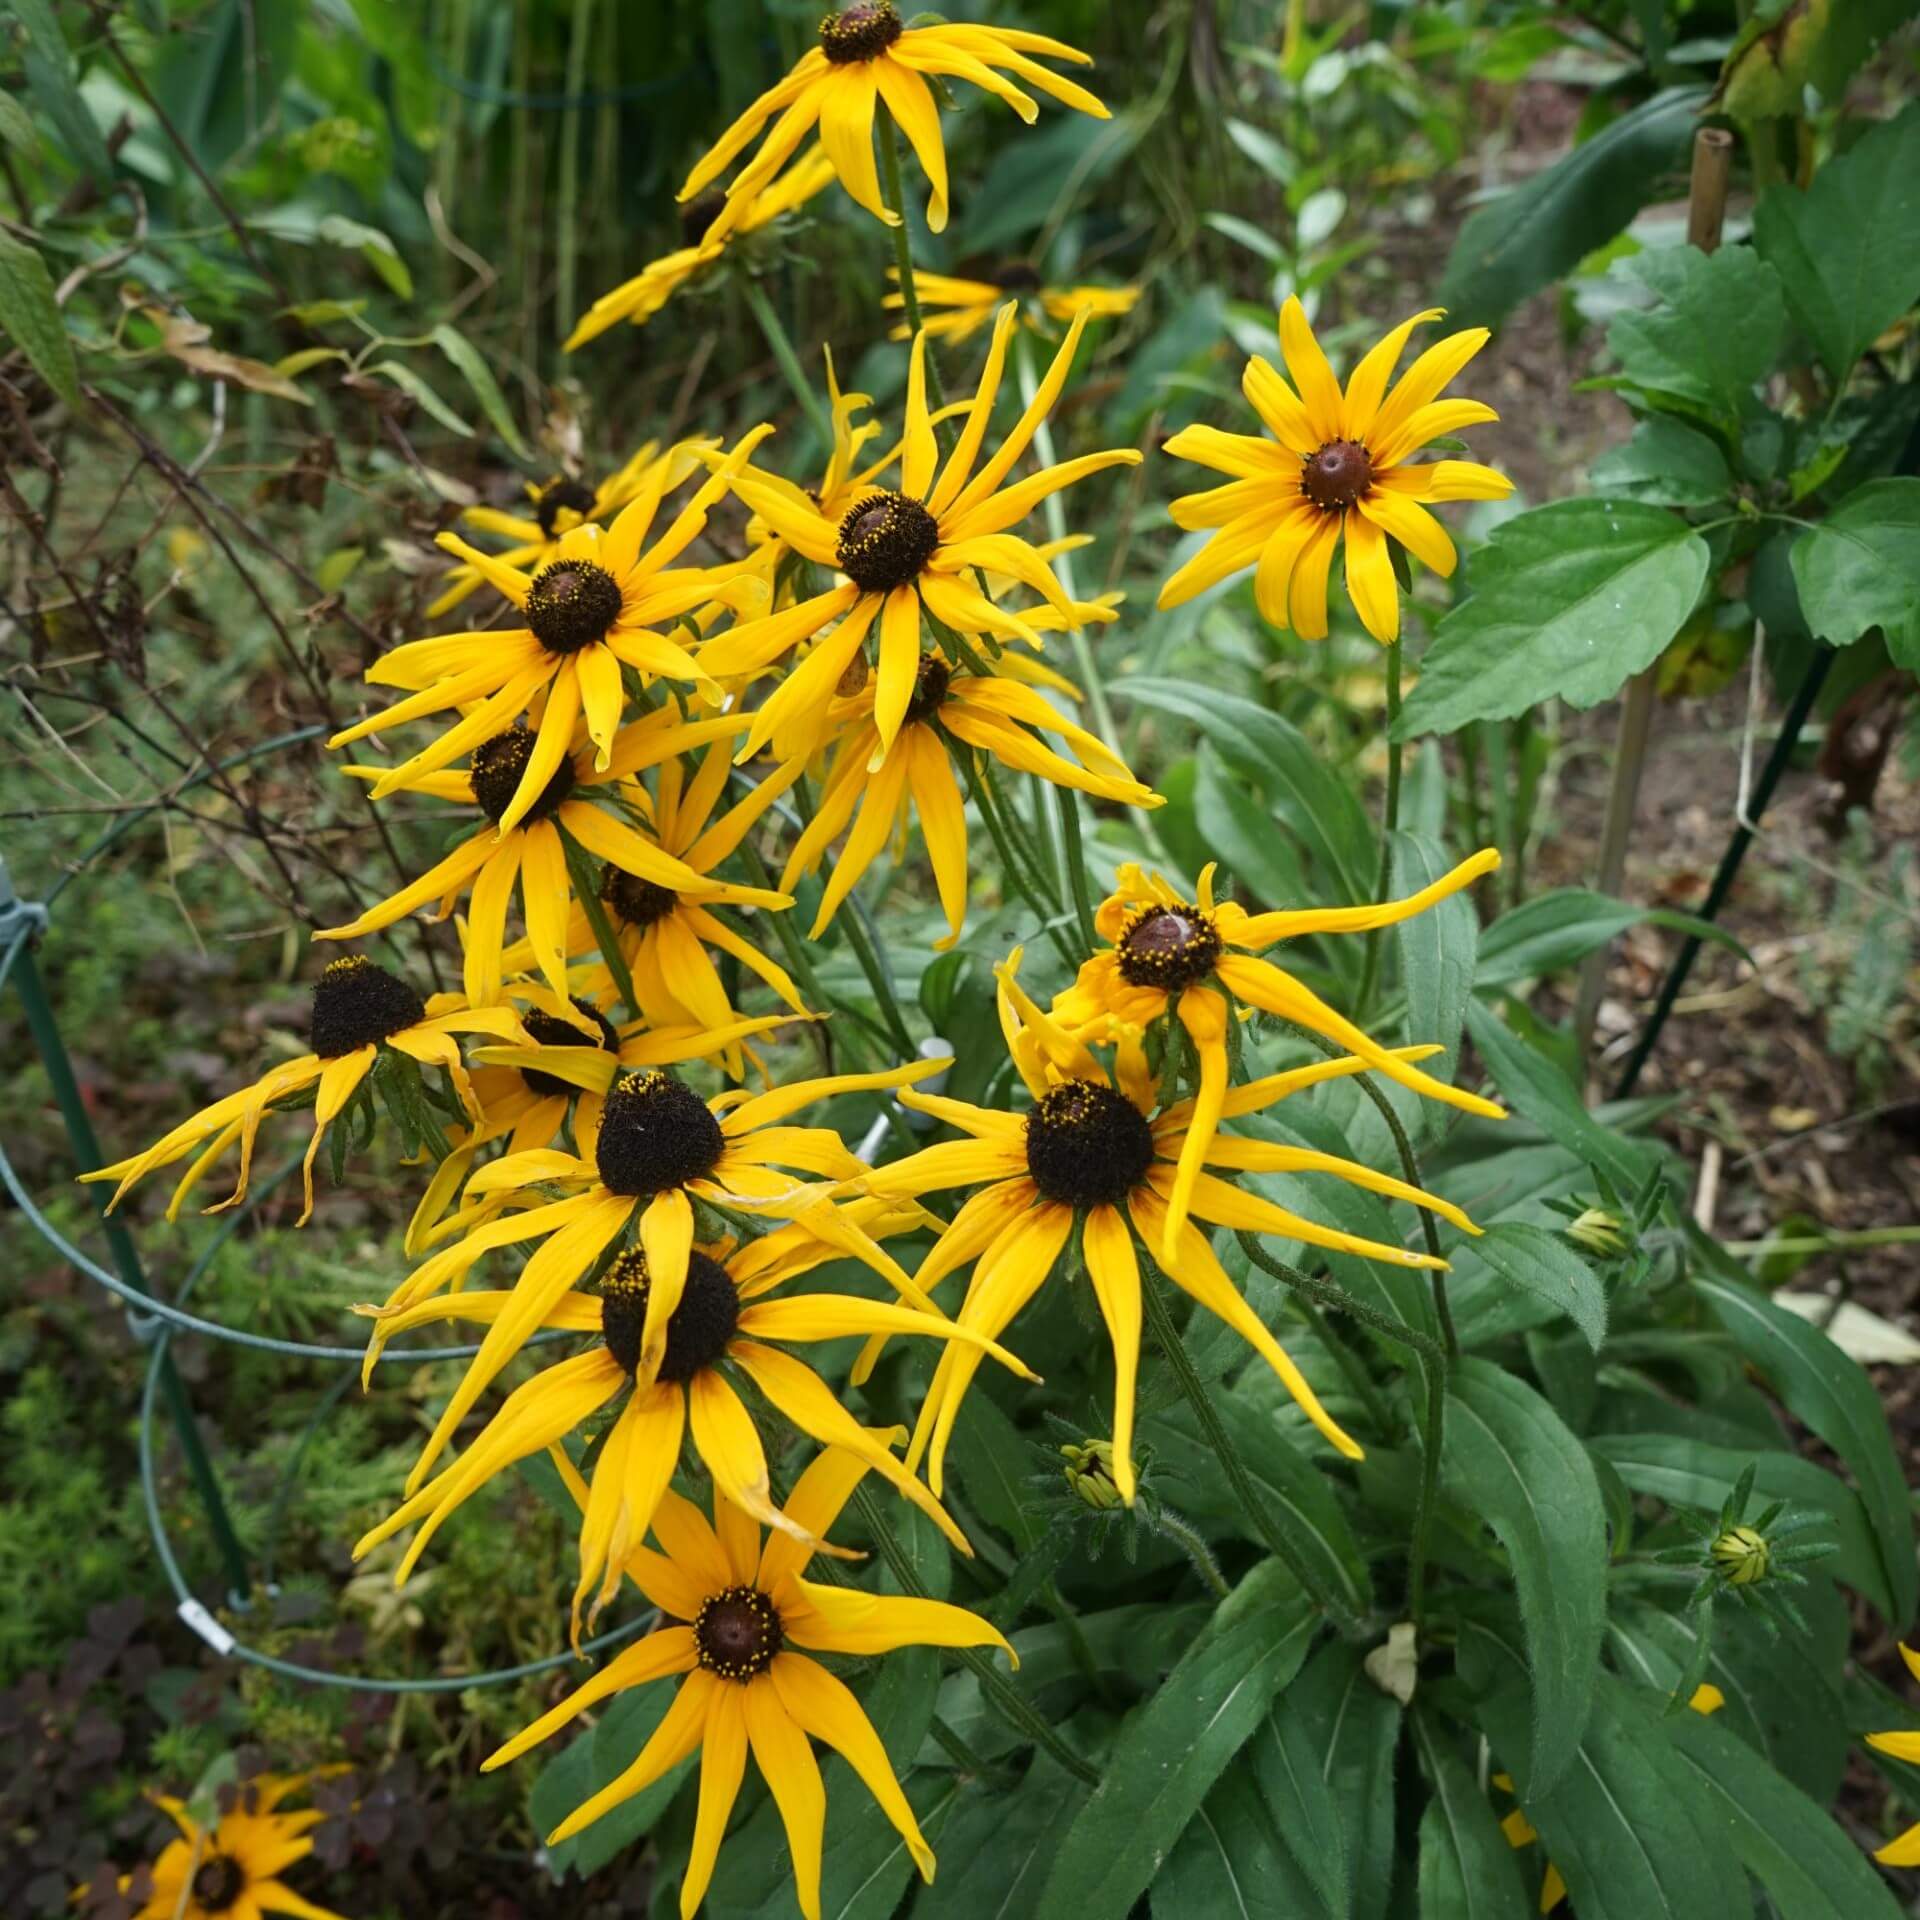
[177,1597,236,1656]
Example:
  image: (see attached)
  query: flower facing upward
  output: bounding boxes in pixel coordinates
[354,1211,1033,1636]
[682,7,1107,242]
[1865,1645,1920,1865]
[861,954,1481,1503]
[328,429,774,833]
[1052,850,1507,1255]
[568,148,838,349]
[365,1057,954,1533]
[116,1770,345,1920]
[81,957,526,1225]
[1158,297,1513,642]
[483,1453,1013,1919]
[429,440,711,618]
[702,305,1137,766]
[885,264,1139,344]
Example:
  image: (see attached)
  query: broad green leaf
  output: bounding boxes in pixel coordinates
[1470,1223,1606,1352]
[1790,477,1920,668]
[1437,89,1709,325]
[315,212,414,297]
[1394,502,1710,737]
[1123,679,1373,898]
[1206,212,1288,264]
[531,1684,693,1880]
[1589,415,1733,507]
[432,323,531,460]
[1285,1641,1402,1920]
[1808,0,1920,109]
[0,93,38,155]
[1608,246,1789,425]
[1153,1767,1329,1918]
[1249,1707,1348,1918]
[909,1757,1088,1920]
[941,1388,1043,1553]
[1037,1560,1318,1920]
[14,0,113,179]
[1753,105,1920,382]
[1439,1358,1607,1792]
[0,231,80,409]
[1668,1707,1906,1920]
[364,361,475,437]
[152,0,298,174]
[1411,1711,1533,1920]
[1476,887,1749,987]
[1194,747,1313,913]
[1391,831,1477,1130]
[1694,1262,1917,1628]
[1224,117,1296,185]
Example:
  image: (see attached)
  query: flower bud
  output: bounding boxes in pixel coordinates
[1565,1208,1628,1258]
[1711,1523,1770,1586]
[1061,1440,1124,1512]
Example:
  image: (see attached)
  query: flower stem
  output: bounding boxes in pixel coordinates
[556,821,639,1022]
[739,275,831,443]
[960,751,1077,968]
[1145,1500,1231,1600]
[1355,635,1403,1021]
[876,110,949,417]
[1056,783,1098,955]
[1135,1245,1348,1622]
[850,1483,1100,1787]
[840,894,918,1060]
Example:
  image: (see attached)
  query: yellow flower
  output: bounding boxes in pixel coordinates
[885,264,1139,344]
[354,1212,1033,1635]
[364,1058,955,1527]
[701,305,1136,766]
[1052,851,1506,1256]
[80,957,526,1225]
[780,647,1159,952]
[482,1453,1013,1919]
[861,953,1481,1502]
[568,148,838,349]
[318,702,768,1008]
[116,1769,346,1920]
[328,429,773,833]
[428,439,711,619]
[1158,296,1513,642]
[682,5,1107,240]
[1865,1644,1920,1865]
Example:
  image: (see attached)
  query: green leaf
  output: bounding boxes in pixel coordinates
[531,1685,694,1880]
[1194,747,1313,913]
[1608,246,1789,425]
[1037,1560,1318,1920]
[1471,1223,1607,1352]
[910,1758,1089,1920]
[1285,1641,1402,1920]
[13,0,113,179]
[1249,1707,1348,1918]
[1205,211,1288,264]
[151,0,298,174]
[941,1389,1042,1553]
[1411,1711,1534,1920]
[0,92,39,156]
[1589,415,1733,507]
[1790,477,1920,668]
[1394,502,1711,737]
[1392,832,1478,1130]
[1476,887,1749,987]
[1123,679,1374,898]
[431,323,531,460]
[1464,999,1659,1192]
[0,230,80,409]
[1753,105,1920,383]
[1439,1357,1608,1793]
[1667,1707,1907,1920]
[1807,0,1920,108]
[1224,117,1296,185]
[1437,89,1709,326]
[313,211,414,297]
[365,360,474,436]
[1693,1262,1917,1628]
[1153,1767,1329,1918]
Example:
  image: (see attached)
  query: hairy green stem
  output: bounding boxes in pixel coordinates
[1056,783,1098,955]
[557,822,638,1022]
[960,751,1076,967]
[1355,636,1404,1020]
[840,896,918,1059]
[739,275,830,442]
[1146,1501,1231,1600]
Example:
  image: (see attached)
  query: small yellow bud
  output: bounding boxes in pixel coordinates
[1565,1208,1628,1258]
[1712,1524,1770,1586]
[1061,1440,1124,1511]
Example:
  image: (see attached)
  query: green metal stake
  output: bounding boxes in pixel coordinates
[4,869,252,1602]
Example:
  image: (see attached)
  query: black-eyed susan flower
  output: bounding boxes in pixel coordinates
[568,149,838,348]
[82,957,526,1226]
[328,429,774,833]
[319,703,766,1008]
[1158,296,1513,642]
[492,736,812,1056]
[1865,1645,1920,1865]
[702,305,1135,765]
[114,1769,345,1920]
[885,263,1138,344]
[682,6,1107,242]
[367,1058,953,1519]
[779,647,1159,952]
[862,953,1481,1504]
[354,1208,1034,1630]
[428,440,711,619]
[1051,852,1507,1255]
[482,1452,1012,1918]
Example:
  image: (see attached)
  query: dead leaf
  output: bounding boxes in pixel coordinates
[145,308,312,404]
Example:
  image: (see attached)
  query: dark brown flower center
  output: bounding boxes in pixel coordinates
[837,490,940,593]
[1301,439,1374,512]
[905,652,951,724]
[594,1070,725,1196]
[991,261,1044,294]
[602,865,678,930]
[599,1247,739,1382]
[520,1001,619,1097]
[1116,903,1223,993]
[681,191,729,247]
[470,724,577,826]
[535,476,598,539]
[820,3,902,63]
[1025,1081,1156,1210]
[694,1584,785,1679]
[525,559,624,654]
[309,956,426,1059]
[192,1856,246,1912]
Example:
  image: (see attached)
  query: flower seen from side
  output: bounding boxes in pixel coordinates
[884,263,1138,344]
[1865,1645,1920,1866]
